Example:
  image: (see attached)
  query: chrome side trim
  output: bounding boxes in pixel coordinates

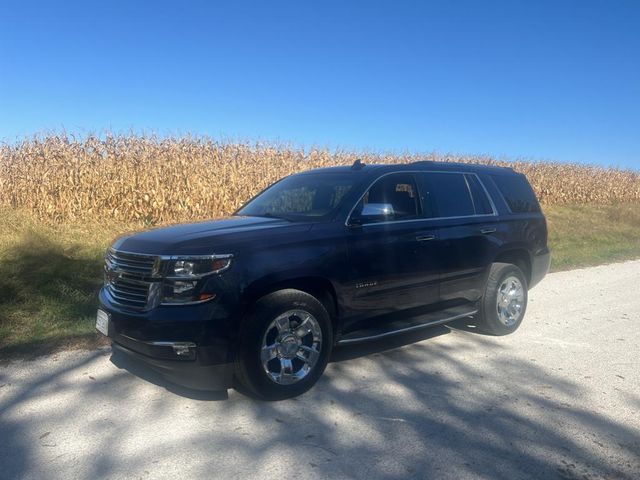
[149,341,197,348]
[107,248,233,262]
[117,334,196,348]
[475,174,499,217]
[159,295,217,306]
[345,170,498,227]
[337,310,477,345]
[164,254,233,279]
[108,250,234,278]
[163,253,234,261]
[357,214,497,228]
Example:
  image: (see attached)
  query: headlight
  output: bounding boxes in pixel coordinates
[173,260,195,277]
[161,254,232,305]
[167,255,232,279]
[161,279,212,304]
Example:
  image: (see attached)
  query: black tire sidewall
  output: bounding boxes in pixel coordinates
[480,263,528,336]
[236,289,333,400]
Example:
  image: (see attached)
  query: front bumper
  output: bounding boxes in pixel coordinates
[99,287,235,391]
[111,341,233,391]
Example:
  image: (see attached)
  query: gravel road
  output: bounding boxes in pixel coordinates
[1,260,639,480]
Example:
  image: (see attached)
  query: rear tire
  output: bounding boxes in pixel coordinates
[234,289,333,400]
[476,263,528,336]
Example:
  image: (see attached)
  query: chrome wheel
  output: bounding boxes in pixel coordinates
[496,276,525,326]
[261,309,323,385]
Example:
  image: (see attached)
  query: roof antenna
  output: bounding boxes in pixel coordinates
[351,158,365,170]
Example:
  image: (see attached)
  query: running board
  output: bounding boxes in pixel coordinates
[337,308,477,345]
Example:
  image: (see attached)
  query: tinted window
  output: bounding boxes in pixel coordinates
[237,173,358,220]
[465,174,494,215]
[492,174,541,213]
[425,173,475,217]
[354,173,420,222]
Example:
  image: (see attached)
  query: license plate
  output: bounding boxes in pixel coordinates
[96,309,110,337]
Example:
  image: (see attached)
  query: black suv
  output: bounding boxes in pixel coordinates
[97,160,550,399]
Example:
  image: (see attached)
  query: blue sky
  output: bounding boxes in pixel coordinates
[1,0,639,168]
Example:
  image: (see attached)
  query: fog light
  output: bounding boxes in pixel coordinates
[172,343,194,356]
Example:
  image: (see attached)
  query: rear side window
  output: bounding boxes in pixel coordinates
[492,174,541,213]
[465,174,494,215]
[424,173,475,217]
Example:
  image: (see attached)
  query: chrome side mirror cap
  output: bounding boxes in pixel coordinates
[350,203,395,225]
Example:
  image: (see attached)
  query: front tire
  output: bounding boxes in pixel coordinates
[234,289,333,400]
[476,263,528,335]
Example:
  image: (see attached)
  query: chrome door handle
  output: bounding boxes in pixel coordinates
[480,227,496,234]
[416,234,436,242]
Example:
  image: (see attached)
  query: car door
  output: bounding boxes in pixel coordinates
[343,172,440,328]
[421,172,500,303]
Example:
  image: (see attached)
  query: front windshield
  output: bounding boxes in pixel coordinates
[236,173,359,221]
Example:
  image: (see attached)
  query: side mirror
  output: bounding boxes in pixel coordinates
[350,203,395,225]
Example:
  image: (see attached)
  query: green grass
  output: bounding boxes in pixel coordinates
[545,203,640,271]
[0,211,125,359]
[1,204,639,359]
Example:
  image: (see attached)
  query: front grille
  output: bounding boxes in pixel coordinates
[105,249,160,310]
[105,249,158,277]
[107,276,151,309]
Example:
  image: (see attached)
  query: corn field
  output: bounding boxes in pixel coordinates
[1,134,639,224]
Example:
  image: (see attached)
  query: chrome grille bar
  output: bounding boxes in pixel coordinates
[106,248,158,276]
[105,249,160,310]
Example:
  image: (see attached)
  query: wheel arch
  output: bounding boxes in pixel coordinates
[493,248,532,286]
[240,275,340,334]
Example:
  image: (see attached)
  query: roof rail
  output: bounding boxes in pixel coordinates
[410,159,515,172]
[411,160,435,165]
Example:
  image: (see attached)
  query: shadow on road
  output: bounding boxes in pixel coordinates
[1,325,639,479]
[106,324,451,400]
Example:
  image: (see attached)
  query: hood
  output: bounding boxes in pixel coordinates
[112,215,313,255]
